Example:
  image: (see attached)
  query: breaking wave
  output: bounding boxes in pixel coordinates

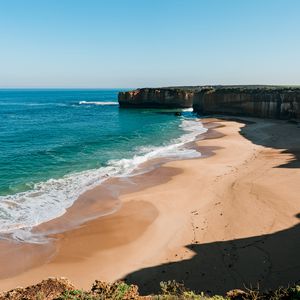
[0,119,207,242]
[79,101,119,106]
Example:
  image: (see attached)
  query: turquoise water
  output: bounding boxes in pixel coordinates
[0,89,205,236]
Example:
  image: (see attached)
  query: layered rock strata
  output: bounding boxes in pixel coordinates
[119,86,300,119]
[118,88,194,108]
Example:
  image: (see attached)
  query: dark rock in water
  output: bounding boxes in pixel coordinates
[175,112,182,116]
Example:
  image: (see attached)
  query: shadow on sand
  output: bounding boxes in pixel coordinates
[240,118,300,169]
[125,214,300,295]
[124,119,300,295]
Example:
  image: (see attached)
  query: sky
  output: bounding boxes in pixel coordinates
[0,0,300,88]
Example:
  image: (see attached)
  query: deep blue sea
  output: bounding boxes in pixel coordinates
[0,89,206,236]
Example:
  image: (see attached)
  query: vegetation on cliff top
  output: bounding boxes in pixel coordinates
[129,85,300,93]
[1,278,300,300]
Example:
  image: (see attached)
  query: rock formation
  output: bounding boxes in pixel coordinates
[119,86,300,120]
[0,278,75,300]
[193,86,300,119]
[118,88,194,108]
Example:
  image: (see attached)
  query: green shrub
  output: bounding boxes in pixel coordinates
[57,289,96,300]
[160,280,187,296]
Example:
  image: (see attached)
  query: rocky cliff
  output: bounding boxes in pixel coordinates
[119,86,300,119]
[193,86,300,119]
[118,88,194,108]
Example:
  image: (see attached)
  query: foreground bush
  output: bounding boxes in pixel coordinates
[0,278,299,300]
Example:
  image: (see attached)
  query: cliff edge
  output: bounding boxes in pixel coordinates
[118,88,194,108]
[193,86,300,119]
[118,86,300,119]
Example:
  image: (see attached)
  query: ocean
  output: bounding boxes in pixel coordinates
[0,89,206,239]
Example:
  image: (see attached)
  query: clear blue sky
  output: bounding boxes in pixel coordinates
[0,0,299,88]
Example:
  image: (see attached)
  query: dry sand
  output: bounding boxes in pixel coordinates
[0,117,299,294]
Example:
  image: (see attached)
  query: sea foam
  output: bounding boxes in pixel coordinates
[79,101,119,106]
[0,119,207,242]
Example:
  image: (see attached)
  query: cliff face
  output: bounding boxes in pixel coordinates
[118,88,194,108]
[118,86,300,119]
[193,87,300,119]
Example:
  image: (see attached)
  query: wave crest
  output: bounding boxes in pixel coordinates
[79,101,119,106]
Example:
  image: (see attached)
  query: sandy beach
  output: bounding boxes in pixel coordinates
[0,117,299,295]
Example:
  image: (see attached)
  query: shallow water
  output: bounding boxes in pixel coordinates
[0,89,206,237]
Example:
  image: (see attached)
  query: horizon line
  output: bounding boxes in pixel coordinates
[1,84,300,90]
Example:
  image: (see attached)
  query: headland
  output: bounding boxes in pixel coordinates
[119,85,300,119]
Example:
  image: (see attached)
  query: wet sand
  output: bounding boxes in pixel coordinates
[0,117,299,294]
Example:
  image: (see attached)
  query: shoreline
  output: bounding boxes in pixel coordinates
[0,118,217,282]
[0,117,299,294]
[0,115,205,237]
